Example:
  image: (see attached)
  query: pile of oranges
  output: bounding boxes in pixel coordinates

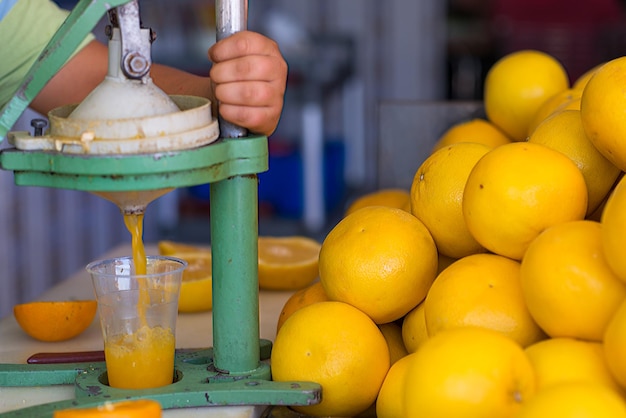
[271,50,626,417]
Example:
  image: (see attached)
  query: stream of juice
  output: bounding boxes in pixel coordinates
[103,212,176,389]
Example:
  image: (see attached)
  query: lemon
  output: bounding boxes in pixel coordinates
[600,175,626,283]
[529,109,620,215]
[271,301,390,417]
[319,206,438,324]
[424,253,545,347]
[410,142,490,259]
[520,220,626,341]
[376,353,414,418]
[517,382,626,418]
[345,188,411,215]
[257,236,321,291]
[484,50,569,141]
[401,302,428,353]
[580,56,626,171]
[431,118,512,153]
[404,327,536,418]
[13,300,97,342]
[525,337,624,395]
[463,141,588,260]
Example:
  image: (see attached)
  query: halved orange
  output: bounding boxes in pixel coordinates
[170,252,213,313]
[158,240,210,256]
[258,236,321,291]
[53,399,162,417]
[14,300,97,342]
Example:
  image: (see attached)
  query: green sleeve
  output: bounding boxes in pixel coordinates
[0,0,95,108]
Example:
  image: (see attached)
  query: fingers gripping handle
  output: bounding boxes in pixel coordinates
[215,0,249,139]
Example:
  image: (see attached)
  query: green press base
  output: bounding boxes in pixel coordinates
[0,340,321,417]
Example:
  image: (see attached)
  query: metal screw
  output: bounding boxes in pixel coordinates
[30,118,48,137]
[124,53,149,78]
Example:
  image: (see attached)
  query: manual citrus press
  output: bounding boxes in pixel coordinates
[0,0,321,416]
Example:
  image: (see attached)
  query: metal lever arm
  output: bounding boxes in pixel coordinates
[108,0,152,80]
[0,0,134,138]
[215,0,248,139]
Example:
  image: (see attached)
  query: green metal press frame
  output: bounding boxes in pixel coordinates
[0,0,321,415]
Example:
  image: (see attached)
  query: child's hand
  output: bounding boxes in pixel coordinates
[209,31,288,137]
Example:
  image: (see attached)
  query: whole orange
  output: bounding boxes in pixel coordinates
[520,220,626,341]
[319,206,438,324]
[271,301,390,417]
[529,109,620,215]
[423,253,545,347]
[410,142,490,259]
[404,327,536,418]
[484,50,569,141]
[463,141,588,260]
[581,56,626,171]
[431,118,512,153]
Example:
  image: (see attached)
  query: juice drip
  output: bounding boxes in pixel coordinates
[123,213,148,326]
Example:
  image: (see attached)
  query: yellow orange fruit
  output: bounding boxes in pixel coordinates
[410,142,490,259]
[517,382,626,418]
[376,353,414,418]
[529,109,620,215]
[431,118,512,153]
[520,220,626,341]
[271,301,390,417]
[345,188,411,215]
[604,300,626,389]
[463,141,588,260]
[53,400,162,417]
[572,63,604,91]
[527,88,582,136]
[14,300,97,342]
[484,50,569,141]
[378,322,409,366]
[424,253,545,347]
[404,327,536,418]
[170,252,213,313]
[401,302,428,353]
[257,236,321,291]
[436,253,457,275]
[319,206,438,324]
[276,281,329,332]
[601,175,626,283]
[581,56,626,171]
[525,338,623,395]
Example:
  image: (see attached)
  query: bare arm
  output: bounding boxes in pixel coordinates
[31,31,287,136]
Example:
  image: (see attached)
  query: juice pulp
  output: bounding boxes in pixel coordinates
[104,324,175,389]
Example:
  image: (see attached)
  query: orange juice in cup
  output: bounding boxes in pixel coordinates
[104,325,176,389]
[87,255,186,390]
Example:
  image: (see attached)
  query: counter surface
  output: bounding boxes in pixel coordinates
[0,244,295,416]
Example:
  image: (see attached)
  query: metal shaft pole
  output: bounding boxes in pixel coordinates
[211,0,260,374]
[215,0,248,139]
